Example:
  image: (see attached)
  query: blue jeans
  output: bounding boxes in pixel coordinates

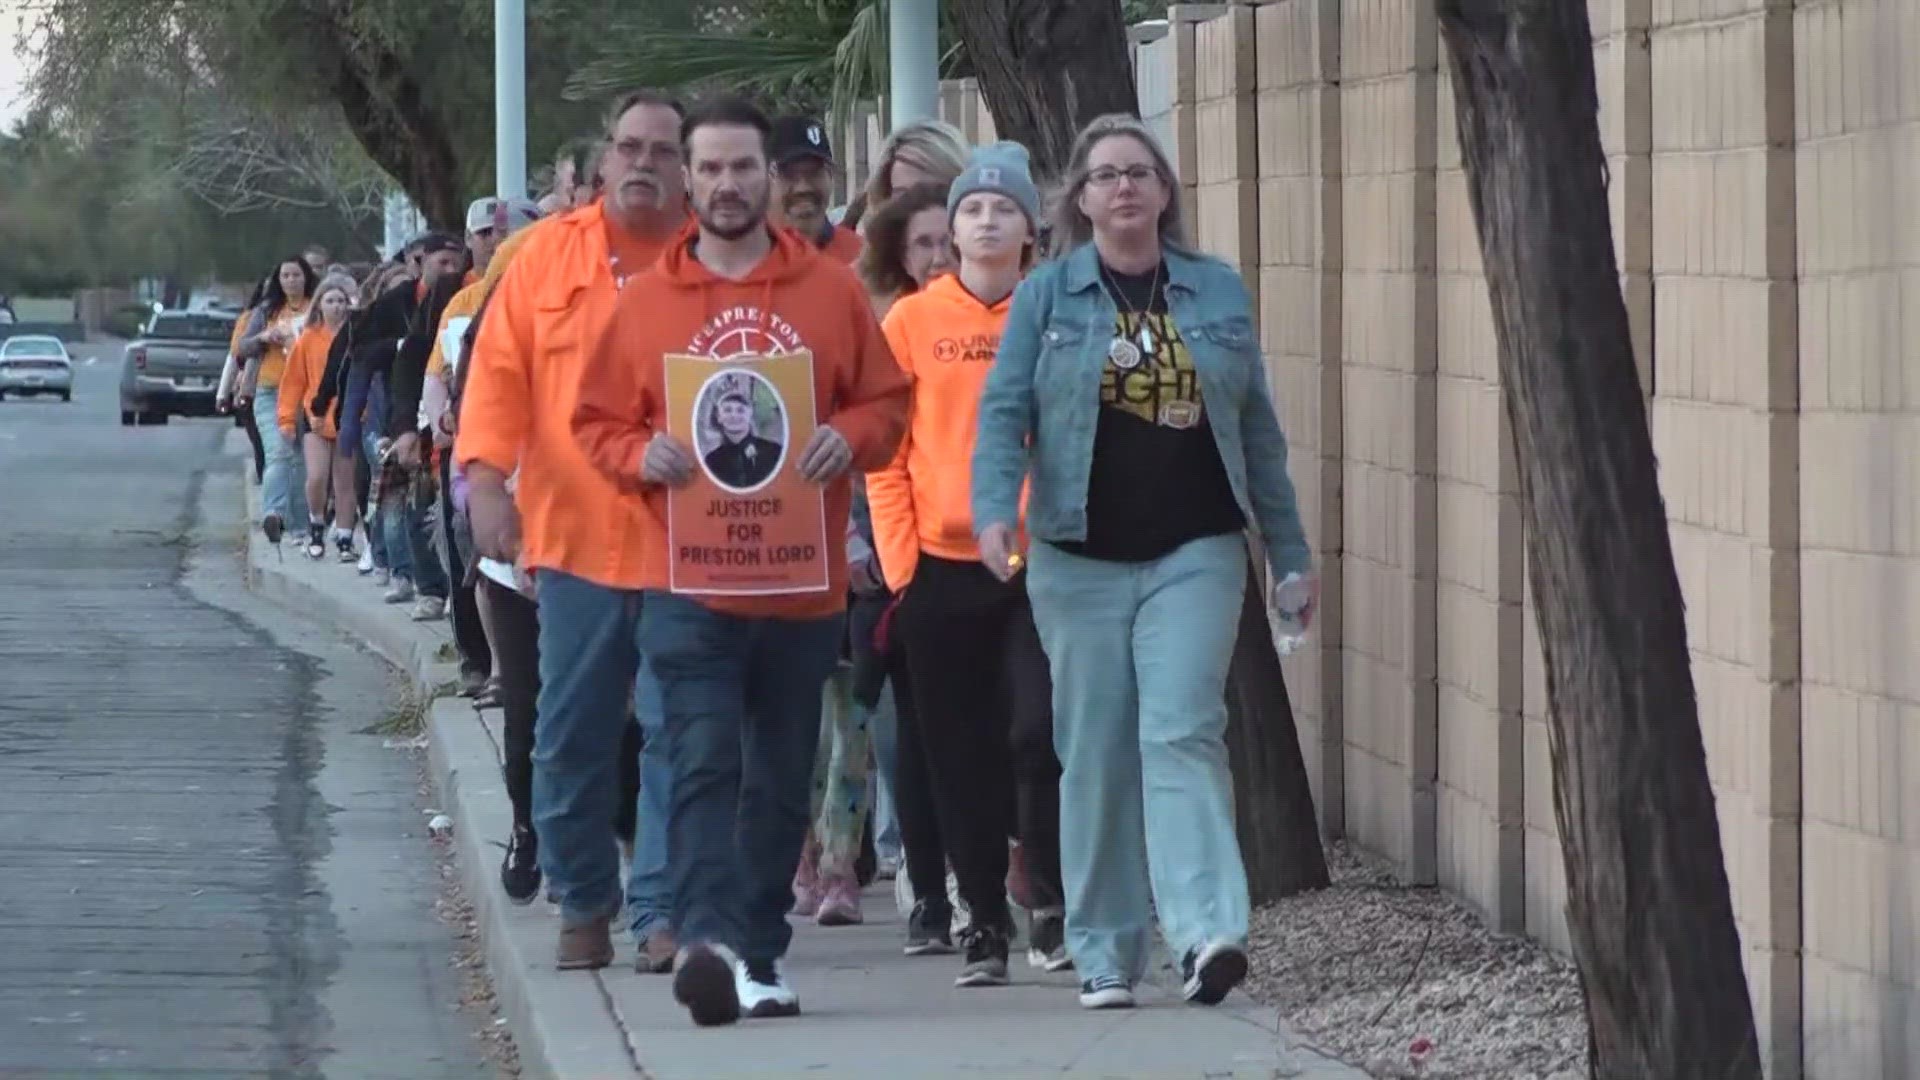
[1024,532,1251,983]
[359,381,408,580]
[253,389,309,532]
[399,478,449,599]
[533,571,667,929]
[624,662,674,943]
[866,681,902,862]
[638,591,845,966]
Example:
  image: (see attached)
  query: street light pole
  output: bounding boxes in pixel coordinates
[494,0,527,200]
[888,0,939,129]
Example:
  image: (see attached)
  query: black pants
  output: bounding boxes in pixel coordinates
[895,554,1064,930]
[235,407,265,483]
[887,645,950,914]
[487,575,643,838]
[440,456,490,680]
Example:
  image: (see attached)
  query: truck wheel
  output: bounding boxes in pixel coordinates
[61,390,72,403]
[121,409,136,426]
[150,411,170,426]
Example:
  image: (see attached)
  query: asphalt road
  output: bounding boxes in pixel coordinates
[0,344,493,1077]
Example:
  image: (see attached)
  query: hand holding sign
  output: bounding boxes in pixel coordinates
[796,424,851,483]
[642,432,697,487]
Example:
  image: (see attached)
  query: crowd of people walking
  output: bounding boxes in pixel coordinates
[226,87,1319,1029]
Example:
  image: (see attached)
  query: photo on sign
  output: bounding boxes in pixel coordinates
[692,368,789,494]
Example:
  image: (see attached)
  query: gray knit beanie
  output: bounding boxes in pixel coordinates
[947,141,1041,227]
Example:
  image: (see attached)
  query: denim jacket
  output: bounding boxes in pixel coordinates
[970,241,1311,576]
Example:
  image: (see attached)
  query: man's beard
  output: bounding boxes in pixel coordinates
[698,195,767,241]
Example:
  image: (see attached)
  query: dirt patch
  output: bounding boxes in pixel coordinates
[1247,843,1587,1080]
[416,753,522,1079]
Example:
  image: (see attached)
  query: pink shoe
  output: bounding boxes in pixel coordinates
[791,850,821,918]
[816,877,864,926]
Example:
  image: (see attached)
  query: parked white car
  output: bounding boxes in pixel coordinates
[0,335,75,402]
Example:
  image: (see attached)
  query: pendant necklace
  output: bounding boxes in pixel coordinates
[1101,261,1163,370]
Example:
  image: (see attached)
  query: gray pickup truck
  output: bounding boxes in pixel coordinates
[118,308,238,426]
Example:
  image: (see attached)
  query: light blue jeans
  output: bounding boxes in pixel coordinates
[866,681,902,863]
[253,389,309,532]
[1024,532,1251,983]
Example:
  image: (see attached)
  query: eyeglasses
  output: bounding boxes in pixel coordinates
[1085,164,1160,189]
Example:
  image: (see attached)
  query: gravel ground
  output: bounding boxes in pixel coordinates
[1246,843,1588,1080]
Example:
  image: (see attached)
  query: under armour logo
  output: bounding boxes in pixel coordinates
[978,166,1002,185]
[807,125,823,145]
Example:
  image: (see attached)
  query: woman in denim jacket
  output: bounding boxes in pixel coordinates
[970,115,1319,1012]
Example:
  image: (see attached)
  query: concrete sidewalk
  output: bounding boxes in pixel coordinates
[236,450,1367,1079]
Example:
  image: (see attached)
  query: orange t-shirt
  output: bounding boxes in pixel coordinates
[571,223,910,619]
[455,202,681,588]
[277,323,338,439]
[867,273,1025,592]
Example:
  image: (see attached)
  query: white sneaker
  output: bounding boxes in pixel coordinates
[671,942,742,1027]
[410,595,446,621]
[1079,975,1136,1010]
[383,578,415,603]
[356,546,375,574]
[734,957,799,1018]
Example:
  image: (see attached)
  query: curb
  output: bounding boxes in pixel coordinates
[236,451,641,1079]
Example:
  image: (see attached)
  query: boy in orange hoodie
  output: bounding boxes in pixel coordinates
[572,97,908,1028]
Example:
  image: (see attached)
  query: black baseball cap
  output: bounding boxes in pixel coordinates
[769,115,836,168]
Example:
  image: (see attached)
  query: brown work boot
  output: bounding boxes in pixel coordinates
[556,916,614,970]
[636,927,678,974]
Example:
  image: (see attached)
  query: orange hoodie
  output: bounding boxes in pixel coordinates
[867,274,1025,591]
[572,222,910,619]
[456,201,680,588]
[277,323,337,439]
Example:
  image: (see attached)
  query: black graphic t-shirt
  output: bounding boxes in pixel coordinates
[1056,262,1245,564]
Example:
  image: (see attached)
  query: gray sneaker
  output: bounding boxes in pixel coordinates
[955,924,1010,987]
[383,578,415,604]
[409,595,446,621]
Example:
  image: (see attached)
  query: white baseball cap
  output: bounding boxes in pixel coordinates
[464,197,541,236]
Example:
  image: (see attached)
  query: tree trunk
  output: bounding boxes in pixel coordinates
[946,0,1141,179]
[316,26,464,233]
[1434,3,1761,1077]
[1224,551,1331,901]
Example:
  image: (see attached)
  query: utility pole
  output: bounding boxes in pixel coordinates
[494,0,527,200]
[887,0,940,129]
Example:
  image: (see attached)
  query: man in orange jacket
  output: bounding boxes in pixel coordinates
[458,90,690,974]
[573,96,908,1027]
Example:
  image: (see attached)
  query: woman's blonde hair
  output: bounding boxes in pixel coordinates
[862,118,969,209]
[303,274,357,331]
[1049,114,1187,257]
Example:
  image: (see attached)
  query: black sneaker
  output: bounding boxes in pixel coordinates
[1078,974,1136,1010]
[1026,908,1072,972]
[333,530,357,562]
[954,923,1010,987]
[500,825,540,906]
[735,957,800,1018]
[672,942,742,1027]
[262,514,284,545]
[305,523,326,560]
[1181,941,1249,1006]
[904,899,955,956]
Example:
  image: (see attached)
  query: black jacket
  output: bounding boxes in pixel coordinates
[312,279,421,424]
[386,275,464,440]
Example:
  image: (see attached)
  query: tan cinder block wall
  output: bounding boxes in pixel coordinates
[1795,2,1915,1075]
[1333,0,1439,883]
[1432,45,1524,929]
[1254,0,1345,836]
[1194,6,1261,306]
[1650,0,1801,1074]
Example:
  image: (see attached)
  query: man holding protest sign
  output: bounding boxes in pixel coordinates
[572,96,908,1028]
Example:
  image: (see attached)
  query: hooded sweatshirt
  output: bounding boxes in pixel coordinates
[572,222,910,619]
[866,273,1024,592]
[276,323,339,439]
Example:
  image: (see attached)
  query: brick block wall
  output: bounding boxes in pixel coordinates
[1194,5,1261,304]
[1336,0,1438,883]
[1432,45,1524,929]
[1650,0,1801,1073]
[1254,0,1345,834]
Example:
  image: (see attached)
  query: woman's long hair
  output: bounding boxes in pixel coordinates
[302,275,357,332]
[1048,114,1187,258]
[857,181,951,301]
[262,256,319,317]
[862,119,968,210]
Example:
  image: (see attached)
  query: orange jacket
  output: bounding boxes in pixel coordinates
[572,222,910,619]
[867,274,1024,591]
[277,323,337,439]
[455,202,679,588]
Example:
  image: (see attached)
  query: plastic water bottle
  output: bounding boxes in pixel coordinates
[1268,571,1314,657]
